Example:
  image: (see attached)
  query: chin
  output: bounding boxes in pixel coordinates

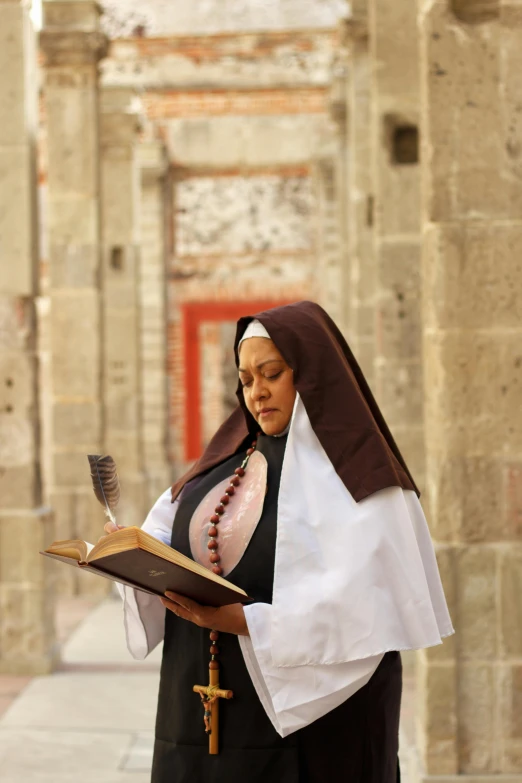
[259,416,288,437]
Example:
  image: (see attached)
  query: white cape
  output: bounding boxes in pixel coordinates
[264,393,453,668]
[118,392,453,737]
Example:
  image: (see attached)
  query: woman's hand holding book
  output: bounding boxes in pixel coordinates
[161,591,249,637]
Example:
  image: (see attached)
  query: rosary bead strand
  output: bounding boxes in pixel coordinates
[196,437,260,750]
[206,436,259,578]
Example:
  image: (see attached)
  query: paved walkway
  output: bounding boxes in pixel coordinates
[0,598,161,783]
[0,597,418,782]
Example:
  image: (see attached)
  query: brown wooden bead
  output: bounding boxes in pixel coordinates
[226,485,235,496]
[210,631,219,641]
[209,661,219,670]
[209,553,220,563]
[246,448,255,456]
[212,566,223,576]
[208,540,218,550]
[208,526,218,538]
[251,441,257,447]
[210,645,219,655]
[234,467,245,477]
[230,476,240,487]
[220,495,230,505]
[215,504,225,515]
[210,514,220,524]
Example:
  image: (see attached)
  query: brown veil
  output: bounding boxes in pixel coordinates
[172,300,418,504]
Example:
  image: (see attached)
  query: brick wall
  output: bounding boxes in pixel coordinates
[142,89,327,119]
[102,30,338,90]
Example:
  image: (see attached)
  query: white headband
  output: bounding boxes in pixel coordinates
[238,318,289,436]
[238,319,271,348]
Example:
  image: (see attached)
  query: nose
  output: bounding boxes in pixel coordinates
[251,375,269,402]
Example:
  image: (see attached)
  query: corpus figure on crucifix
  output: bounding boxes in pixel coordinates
[110,302,453,783]
[193,654,233,754]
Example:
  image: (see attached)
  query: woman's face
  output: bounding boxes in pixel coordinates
[238,337,296,436]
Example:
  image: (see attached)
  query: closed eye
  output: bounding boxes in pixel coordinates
[241,371,282,389]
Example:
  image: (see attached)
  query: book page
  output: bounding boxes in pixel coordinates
[44,539,89,561]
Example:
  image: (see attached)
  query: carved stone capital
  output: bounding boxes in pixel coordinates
[40,29,108,66]
[42,0,102,31]
[451,0,499,24]
[40,30,109,68]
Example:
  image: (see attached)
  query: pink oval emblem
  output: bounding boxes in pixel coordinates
[189,450,268,577]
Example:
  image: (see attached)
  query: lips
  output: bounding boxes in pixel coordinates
[258,408,276,417]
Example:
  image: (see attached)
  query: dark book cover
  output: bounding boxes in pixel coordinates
[43,549,251,607]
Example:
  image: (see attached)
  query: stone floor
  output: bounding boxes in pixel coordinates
[0,597,417,782]
[0,597,162,783]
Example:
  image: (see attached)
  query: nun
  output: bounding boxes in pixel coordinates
[110,300,453,783]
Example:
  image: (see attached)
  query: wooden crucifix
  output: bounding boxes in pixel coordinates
[193,660,233,754]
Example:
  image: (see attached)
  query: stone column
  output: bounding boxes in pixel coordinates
[313,142,345,327]
[99,88,146,527]
[368,0,425,489]
[417,1,522,779]
[342,7,376,386]
[138,138,171,508]
[40,1,108,596]
[327,60,350,338]
[0,0,56,673]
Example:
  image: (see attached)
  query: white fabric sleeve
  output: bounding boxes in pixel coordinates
[238,606,383,737]
[118,488,179,660]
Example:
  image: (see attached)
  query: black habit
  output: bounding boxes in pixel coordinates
[152,433,402,783]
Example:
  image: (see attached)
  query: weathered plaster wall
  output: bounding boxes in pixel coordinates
[100,0,348,37]
[176,174,313,255]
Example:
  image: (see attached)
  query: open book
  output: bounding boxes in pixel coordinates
[41,527,250,607]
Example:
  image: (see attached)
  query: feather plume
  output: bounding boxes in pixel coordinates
[87,454,120,525]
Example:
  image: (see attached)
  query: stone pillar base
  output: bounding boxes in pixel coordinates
[0,507,59,676]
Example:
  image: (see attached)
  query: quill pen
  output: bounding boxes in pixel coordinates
[87,454,121,526]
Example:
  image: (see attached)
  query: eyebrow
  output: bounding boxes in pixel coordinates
[238,358,284,373]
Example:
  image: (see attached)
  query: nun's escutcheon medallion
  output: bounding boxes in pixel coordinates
[189,450,268,577]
